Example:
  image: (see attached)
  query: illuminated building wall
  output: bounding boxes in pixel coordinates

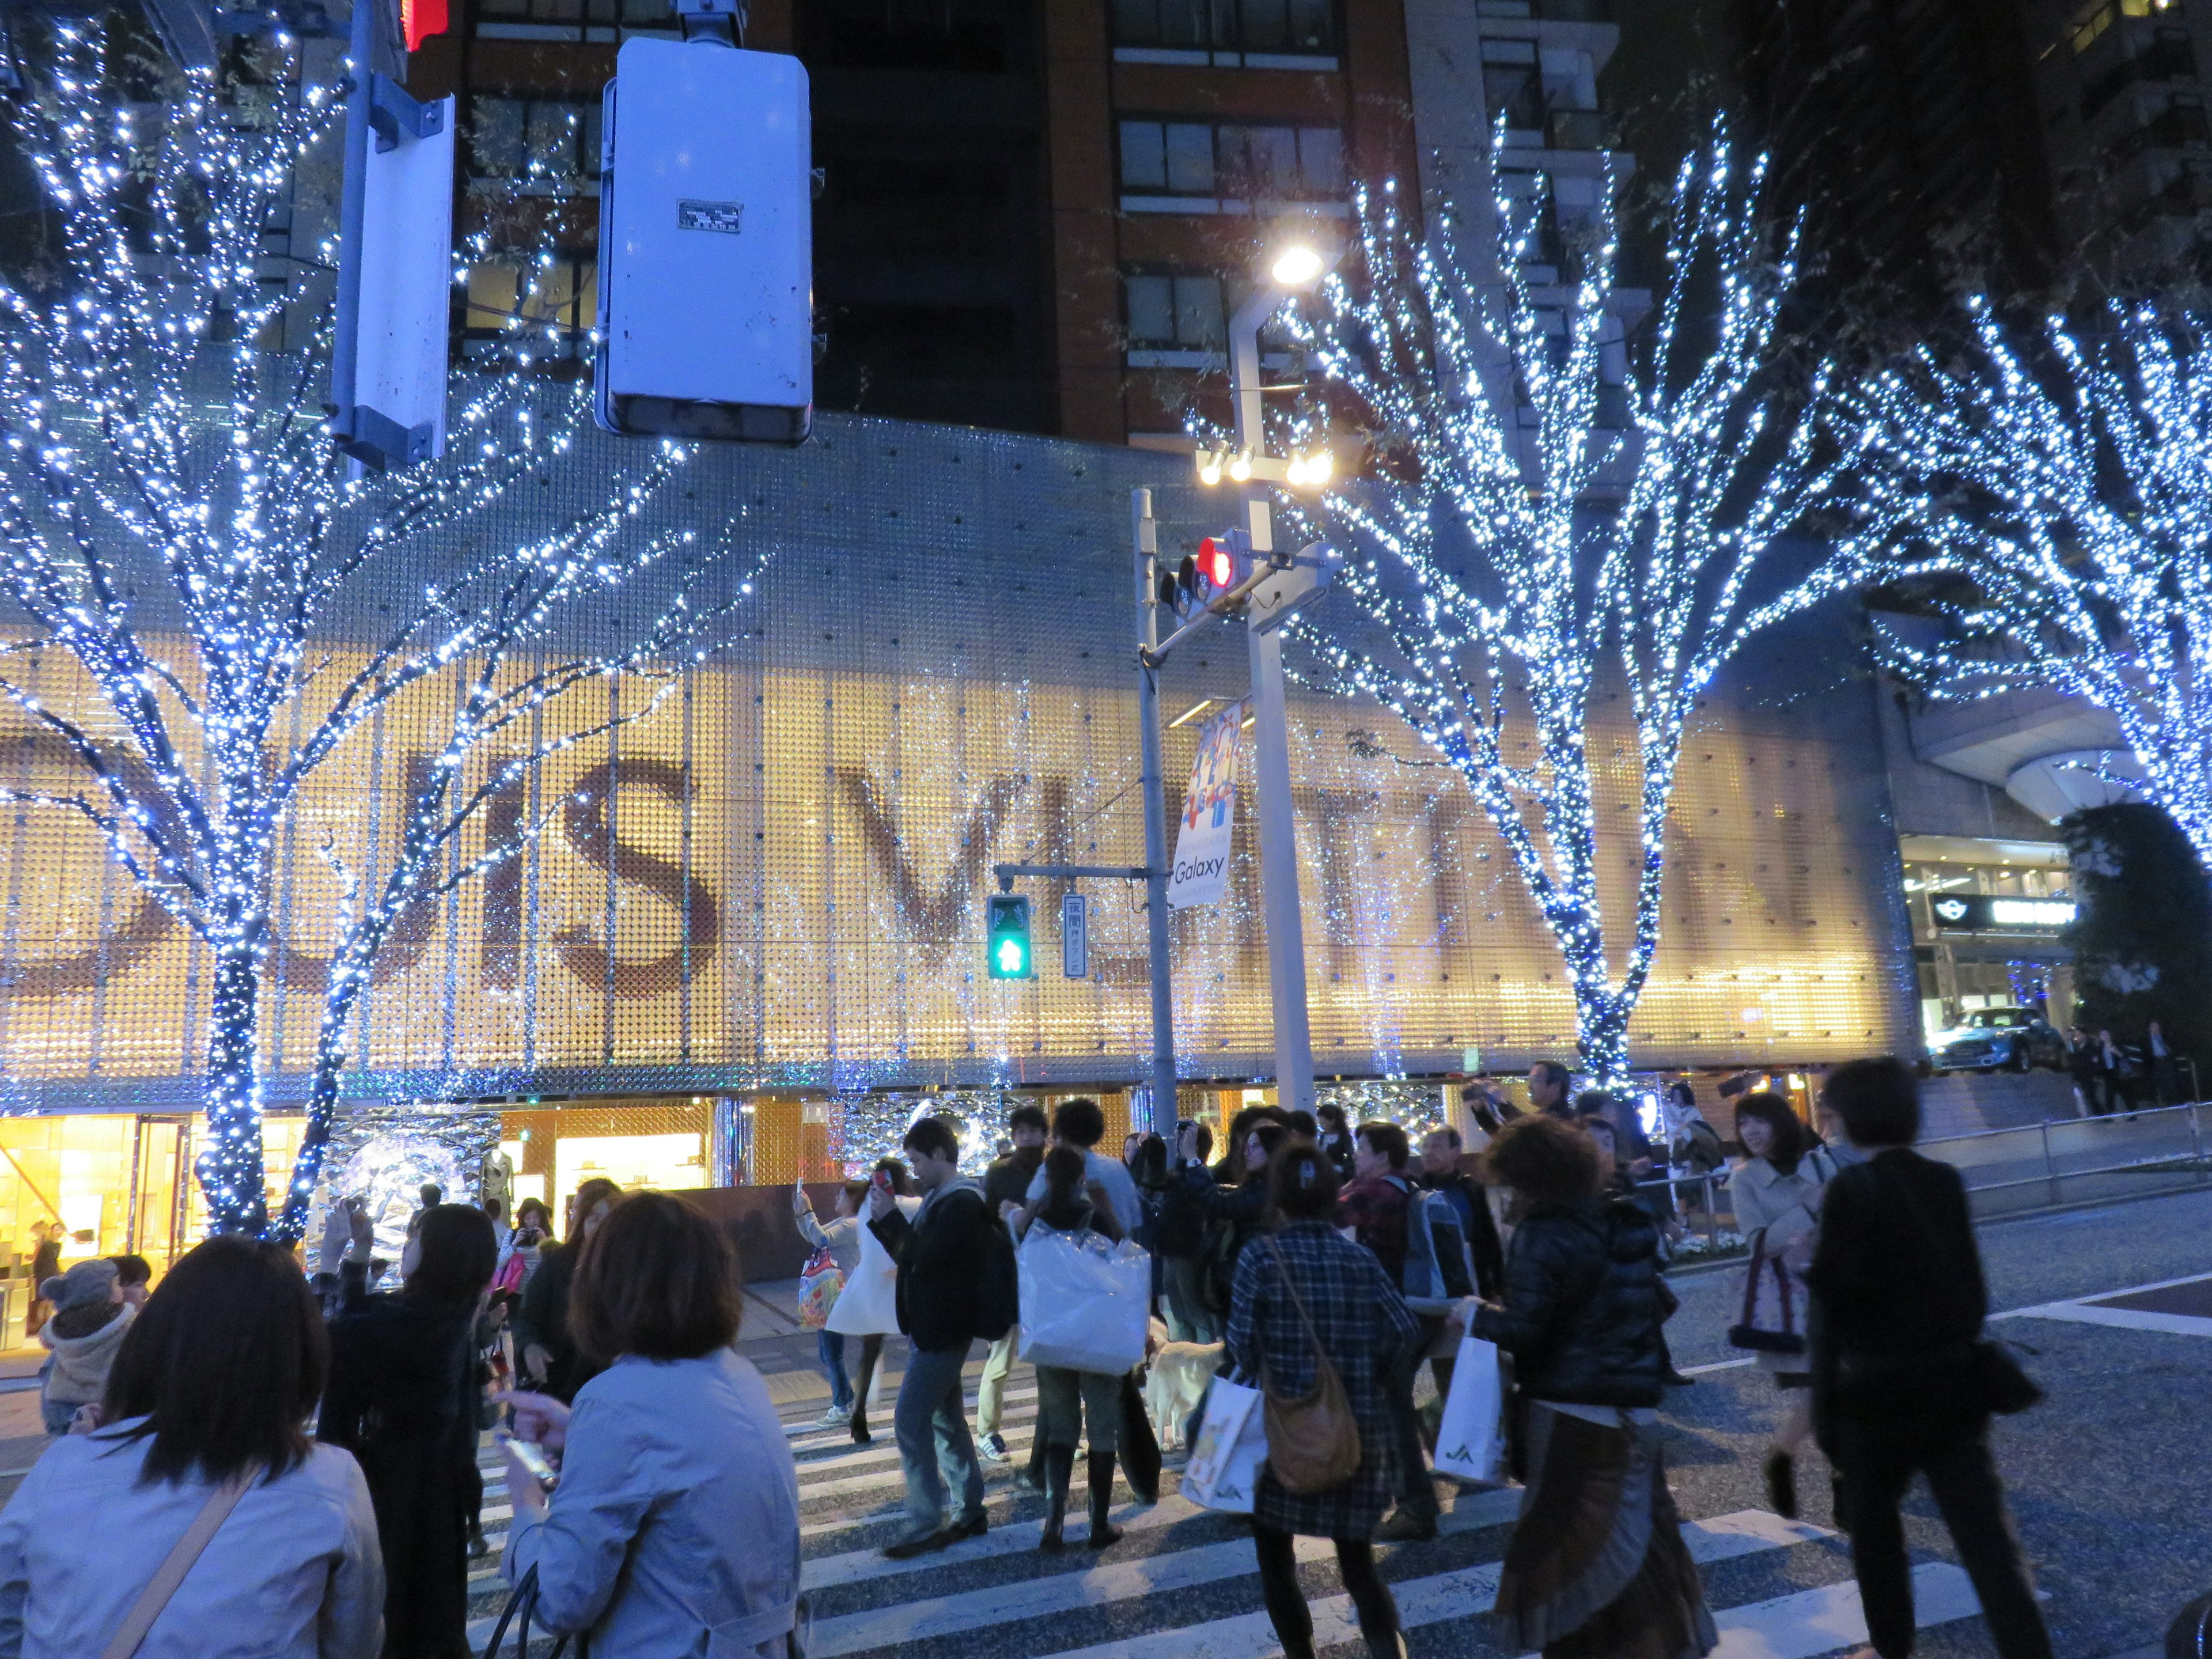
[0,415,1916,1118]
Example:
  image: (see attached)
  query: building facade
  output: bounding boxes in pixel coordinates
[0,412,1916,1292]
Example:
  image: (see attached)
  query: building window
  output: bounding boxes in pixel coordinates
[1111,0,1334,59]
[1124,271,1226,363]
[1118,120,1346,207]
[468,97,603,194]
[2071,0,2176,54]
[475,0,673,39]
[463,257,599,358]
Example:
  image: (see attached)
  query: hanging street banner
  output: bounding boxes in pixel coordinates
[1168,700,1246,910]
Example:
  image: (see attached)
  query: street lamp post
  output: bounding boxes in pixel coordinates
[1211,247,1332,1122]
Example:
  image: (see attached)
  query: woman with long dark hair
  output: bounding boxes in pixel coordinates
[1478,1115,1713,1659]
[1728,1091,1838,1518]
[1227,1139,1421,1659]
[320,1203,498,1658]
[1012,1144,1129,1551]
[502,1192,802,1654]
[0,1234,382,1657]
[515,1177,620,1403]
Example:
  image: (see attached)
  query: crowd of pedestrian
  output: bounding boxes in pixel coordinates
[0,1051,2063,1659]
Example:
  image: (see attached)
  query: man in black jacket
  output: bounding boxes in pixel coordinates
[1808,1058,2053,1659]
[974,1104,1048,1463]
[869,1115,997,1559]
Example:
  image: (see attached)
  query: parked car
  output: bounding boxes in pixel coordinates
[1929,1007,2068,1074]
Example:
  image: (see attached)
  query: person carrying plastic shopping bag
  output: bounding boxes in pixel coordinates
[1228,1139,1421,1659]
[1010,1145,1144,1552]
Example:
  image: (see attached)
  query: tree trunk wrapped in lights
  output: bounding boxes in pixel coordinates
[1839,298,2212,872]
[0,28,756,1238]
[1281,130,1846,1082]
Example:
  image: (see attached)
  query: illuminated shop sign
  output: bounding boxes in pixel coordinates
[1929,893,2076,933]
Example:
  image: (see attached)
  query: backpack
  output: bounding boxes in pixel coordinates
[972,1192,1020,1342]
[1401,1183,1477,1304]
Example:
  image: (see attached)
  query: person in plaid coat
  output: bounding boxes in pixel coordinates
[1227,1141,1423,1659]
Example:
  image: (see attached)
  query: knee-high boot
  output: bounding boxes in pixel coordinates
[1039,1445,1076,1551]
[1087,1450,1124,1550]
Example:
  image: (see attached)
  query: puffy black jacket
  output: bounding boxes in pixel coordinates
[1473,1197,1665,1408]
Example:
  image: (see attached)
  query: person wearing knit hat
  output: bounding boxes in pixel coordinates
[37,1258,132,1435]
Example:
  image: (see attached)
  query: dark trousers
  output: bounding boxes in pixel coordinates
[1162,1255,1220,1344]
[1835,1420,2053,1659]
[1385,1333,1438,1521]
[1252,1520,1398,1653]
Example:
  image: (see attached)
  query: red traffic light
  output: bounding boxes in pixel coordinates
[1197,537,1236,593]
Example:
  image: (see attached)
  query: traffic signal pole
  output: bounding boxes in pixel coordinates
[1133,490,1181,1139]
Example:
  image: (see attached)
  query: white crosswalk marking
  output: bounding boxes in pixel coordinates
[466,1374,2007,1659]
[1027,1512,1836,1659]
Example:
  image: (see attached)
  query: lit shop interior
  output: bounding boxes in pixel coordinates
[1897,835,2076,1041]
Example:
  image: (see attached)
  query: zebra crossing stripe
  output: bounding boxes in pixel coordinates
[807,1486,1533,1656]
[1023,1511,1844,1659]
[1692,1565,1982,1659]
[802,1495,1205,1592]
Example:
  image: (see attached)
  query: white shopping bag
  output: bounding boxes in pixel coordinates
[1015,1224,1151,1376]
[1432,1335,1509,1485]
[1180,1376,1268,1514]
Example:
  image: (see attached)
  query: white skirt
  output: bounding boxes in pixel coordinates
[824,1198,917,1336]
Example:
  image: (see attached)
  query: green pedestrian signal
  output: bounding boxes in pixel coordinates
[986,893,1033,979]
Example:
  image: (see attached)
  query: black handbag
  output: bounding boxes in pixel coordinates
[1971,1339,2043,1416]
[480,1565,574,1659]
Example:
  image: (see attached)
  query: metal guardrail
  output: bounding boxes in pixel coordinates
[1632,1100,2212,1252]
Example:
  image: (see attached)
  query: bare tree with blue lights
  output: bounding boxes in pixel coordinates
[1285,134,1844,1082]
[1840,298,2212,872]
[0,29,748,1238]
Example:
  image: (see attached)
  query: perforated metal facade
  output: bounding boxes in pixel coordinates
[0,413,1915,1115]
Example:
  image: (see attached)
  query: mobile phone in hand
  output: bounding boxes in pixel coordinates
[494,1427,560,1493]
[871,1170,893,1194]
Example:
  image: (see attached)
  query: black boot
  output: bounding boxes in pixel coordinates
[1039,1446,1075,1552]
[1087,1450,1124,1549]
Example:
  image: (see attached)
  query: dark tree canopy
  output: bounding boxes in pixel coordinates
[2063,802,2212,1063]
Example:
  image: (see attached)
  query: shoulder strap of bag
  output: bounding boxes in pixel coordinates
[1737,1228,1769,1327]
[100,1465,259,1659]
[1262,1237,1327,1364]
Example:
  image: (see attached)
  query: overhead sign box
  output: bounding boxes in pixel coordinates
[596,42,812,445]
[329,82,454,469]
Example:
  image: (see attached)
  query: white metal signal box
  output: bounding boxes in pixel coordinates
[595,41,813,444]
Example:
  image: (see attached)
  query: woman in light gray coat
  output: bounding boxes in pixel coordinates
[0,1235,382,1659]
[503,1192,801,1656]
[1728,1092,1838,1521]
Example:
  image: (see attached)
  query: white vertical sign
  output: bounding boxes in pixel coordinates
[1062,891,1088,978]
[1167,700,1245,910]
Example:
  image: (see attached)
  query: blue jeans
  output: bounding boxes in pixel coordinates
[819,1331,854,1414]
[894,1342,985,1537]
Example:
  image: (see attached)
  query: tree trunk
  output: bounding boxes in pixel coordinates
[199,942,269,1235]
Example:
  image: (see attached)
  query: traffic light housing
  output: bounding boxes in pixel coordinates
[1160,535,1246,619]
[986,893,1033,979]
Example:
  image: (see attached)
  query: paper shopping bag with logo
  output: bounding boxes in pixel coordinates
[1431,1335,1509,1485]
[1180,1376,1268,1514]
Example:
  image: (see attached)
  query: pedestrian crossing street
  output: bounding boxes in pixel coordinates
[464,1364,1991,1658]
